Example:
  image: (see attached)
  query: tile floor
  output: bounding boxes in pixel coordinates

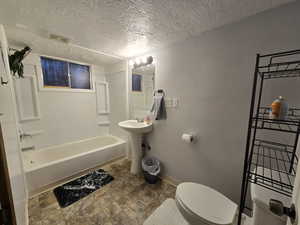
[28,159,176,225]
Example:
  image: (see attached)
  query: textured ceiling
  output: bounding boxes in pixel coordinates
[5,27,123,65]
[0,0,295,64]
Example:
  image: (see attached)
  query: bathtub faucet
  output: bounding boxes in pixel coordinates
[19,131,32,140]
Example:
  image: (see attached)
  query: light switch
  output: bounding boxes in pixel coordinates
[172,98,178,107]
[164,98,178,108]
[164,98,173,108]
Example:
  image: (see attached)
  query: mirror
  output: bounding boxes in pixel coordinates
[130,64,155,119]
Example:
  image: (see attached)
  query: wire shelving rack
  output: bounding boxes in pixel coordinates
[237,49,300,225]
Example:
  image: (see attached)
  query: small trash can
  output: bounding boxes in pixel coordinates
[142,156,160,184]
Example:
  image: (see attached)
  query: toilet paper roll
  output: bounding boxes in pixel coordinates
[182,133,194,143]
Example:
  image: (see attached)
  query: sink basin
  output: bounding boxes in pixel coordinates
[118,120,153,174]
[118,120,153,134]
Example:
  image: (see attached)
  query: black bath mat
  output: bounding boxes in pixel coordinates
[53,169,114,208]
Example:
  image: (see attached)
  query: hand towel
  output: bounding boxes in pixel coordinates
[151,94,167,120]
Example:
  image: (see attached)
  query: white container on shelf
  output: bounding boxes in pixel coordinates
[270,96,289,120]
[251,167,291,225]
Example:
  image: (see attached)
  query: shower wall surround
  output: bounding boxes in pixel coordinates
[17,53,112,149]
[105,61,128,139]
[143,2,300,204]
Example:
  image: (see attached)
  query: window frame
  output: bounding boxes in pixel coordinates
[37,55,95,93]
[132,74,143,92]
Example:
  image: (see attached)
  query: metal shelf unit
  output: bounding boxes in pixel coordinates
[249,139,297,196]
[253,107,300,133]
[237,49,300,225]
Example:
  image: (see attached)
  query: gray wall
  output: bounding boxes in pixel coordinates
[146,2,300,204]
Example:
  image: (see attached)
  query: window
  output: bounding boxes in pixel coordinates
[132,74,142,92]
[40,56,91,90]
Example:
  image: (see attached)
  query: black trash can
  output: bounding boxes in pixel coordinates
[142,157,160,184]
[143,171,159,184]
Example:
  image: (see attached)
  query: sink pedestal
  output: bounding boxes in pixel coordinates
[129,133,142,174]
[118,120,153,175]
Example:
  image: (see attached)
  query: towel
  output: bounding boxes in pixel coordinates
[150,94,167,120]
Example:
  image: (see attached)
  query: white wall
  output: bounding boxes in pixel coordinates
[143,1,300,204]
[19,53,110,149]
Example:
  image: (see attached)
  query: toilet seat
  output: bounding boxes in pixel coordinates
[175,183,237,225]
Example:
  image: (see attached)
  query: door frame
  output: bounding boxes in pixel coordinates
[0,123,17,225]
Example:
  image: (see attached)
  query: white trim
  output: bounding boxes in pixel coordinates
[97,121,110,126]
[0,26,10,85]
[68,43,125,60]
[25,199,29,225]
[126,60,130,120]
[21,145,35,151]
[36,55,95,93]
[0,26,30,225]
[13,74,41,122]
[24,130,44,136]
[96,81,110,114]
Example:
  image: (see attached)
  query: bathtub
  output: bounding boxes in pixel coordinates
[22,135,126,194]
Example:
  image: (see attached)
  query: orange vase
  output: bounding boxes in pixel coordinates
[271,97,282,119]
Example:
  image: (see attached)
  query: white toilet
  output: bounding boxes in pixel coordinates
[175,182,238,225]
[144,181,290,225]
[144,182,238,225]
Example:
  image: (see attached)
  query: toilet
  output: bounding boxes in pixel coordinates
[144,181,290,225]
[144,182,238,225]
[175,182,238,225]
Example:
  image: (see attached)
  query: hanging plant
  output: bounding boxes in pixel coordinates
[9,46,32,78]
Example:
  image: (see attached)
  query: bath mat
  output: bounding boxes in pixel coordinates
[53,169,114,208]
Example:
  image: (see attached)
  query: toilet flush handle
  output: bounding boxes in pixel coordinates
[269,199,296,224]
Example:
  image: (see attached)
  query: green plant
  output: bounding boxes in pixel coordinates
[9,46,31,78]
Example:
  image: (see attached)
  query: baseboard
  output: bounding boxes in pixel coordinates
[25,199,29,225]
[124,158,180,187]
[159,175,180,187]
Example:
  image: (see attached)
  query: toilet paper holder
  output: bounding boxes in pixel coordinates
[181,133,196,143]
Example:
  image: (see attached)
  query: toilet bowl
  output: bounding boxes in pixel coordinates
[145,172,291,225]
[144,182,246,225]
[175,182,238,225]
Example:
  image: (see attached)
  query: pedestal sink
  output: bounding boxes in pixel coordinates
[118,120,153,174]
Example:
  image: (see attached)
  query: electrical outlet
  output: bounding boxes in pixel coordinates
[165,98,173,108]
[165,98,178,108]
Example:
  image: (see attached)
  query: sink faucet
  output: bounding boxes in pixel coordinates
[135,118,144,122]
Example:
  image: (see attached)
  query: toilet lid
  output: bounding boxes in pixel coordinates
[176,183,237,225]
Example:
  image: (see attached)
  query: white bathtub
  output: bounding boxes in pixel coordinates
[22,135,126,194]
